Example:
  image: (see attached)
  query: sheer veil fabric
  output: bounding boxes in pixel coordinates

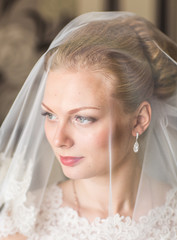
[0,12,177,238]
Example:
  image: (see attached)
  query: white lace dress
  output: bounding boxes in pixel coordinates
[0,184,177,240]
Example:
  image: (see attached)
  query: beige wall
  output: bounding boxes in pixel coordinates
[167,0,177,42]
[76,0,157,25]
[119,0,157,24]
[76,0,105,15]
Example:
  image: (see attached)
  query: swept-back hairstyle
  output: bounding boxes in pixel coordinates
[45,15,177,112]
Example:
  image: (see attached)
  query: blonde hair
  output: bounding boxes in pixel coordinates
[45,14,177,112]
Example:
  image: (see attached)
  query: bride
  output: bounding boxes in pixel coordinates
[0,12,177,240]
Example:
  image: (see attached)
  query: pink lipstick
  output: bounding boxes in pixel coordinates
[60,156,83,167]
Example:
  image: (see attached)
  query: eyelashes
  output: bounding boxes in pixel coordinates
[74,115,96,125]
[41,111,50,117]
[41,111,97,125]
[41,111,58,121]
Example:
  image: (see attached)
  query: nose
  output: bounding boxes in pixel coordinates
[53,122,74,149]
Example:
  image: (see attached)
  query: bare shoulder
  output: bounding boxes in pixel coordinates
[58,179,73,197]
[58,180,74,207]
[1,233,27,240]
[58,179,72,190]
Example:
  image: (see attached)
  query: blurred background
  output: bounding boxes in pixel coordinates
[0,0,177,124]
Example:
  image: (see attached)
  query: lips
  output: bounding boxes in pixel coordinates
[60,155,84,167]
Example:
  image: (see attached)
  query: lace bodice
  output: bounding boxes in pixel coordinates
[1,184,177,240]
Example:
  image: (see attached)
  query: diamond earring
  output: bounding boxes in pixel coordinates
[133,133,139,153]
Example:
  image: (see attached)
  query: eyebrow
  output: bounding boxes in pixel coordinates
[41,103,55,113]
[41,102,101,114]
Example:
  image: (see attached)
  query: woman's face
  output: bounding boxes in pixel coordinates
[42,68,133,179]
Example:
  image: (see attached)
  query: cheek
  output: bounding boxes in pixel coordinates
[79,127,109,151]
[44,121,54,146]
[113,123,124,143]
[112,118,133,155]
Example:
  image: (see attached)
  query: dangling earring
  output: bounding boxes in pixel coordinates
[133,133,139,153]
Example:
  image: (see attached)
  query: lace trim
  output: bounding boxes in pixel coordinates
[1,182,177,239]
[0,152,37,237]
[28,185,177,240]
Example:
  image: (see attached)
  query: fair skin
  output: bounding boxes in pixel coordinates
[3,68,151,239]
[42,68,151,220]
[1,234,27,240]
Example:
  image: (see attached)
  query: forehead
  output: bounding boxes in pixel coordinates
[43,69,112,110]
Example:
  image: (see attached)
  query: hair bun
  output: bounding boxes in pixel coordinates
[130,17,177,99]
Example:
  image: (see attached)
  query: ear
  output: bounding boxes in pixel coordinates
[132,101,151,137]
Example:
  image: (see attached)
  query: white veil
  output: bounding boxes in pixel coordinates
[0,12,177,237]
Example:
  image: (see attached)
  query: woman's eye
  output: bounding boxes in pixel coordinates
[41,111,57,121]
[74,115,96,125]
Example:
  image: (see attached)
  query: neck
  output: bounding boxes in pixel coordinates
[74,156,141,220]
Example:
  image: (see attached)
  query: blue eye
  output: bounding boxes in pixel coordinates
[41,111,57,121]
[74,115,96,125]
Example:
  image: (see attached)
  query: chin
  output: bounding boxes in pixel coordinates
[61,165,94,180]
